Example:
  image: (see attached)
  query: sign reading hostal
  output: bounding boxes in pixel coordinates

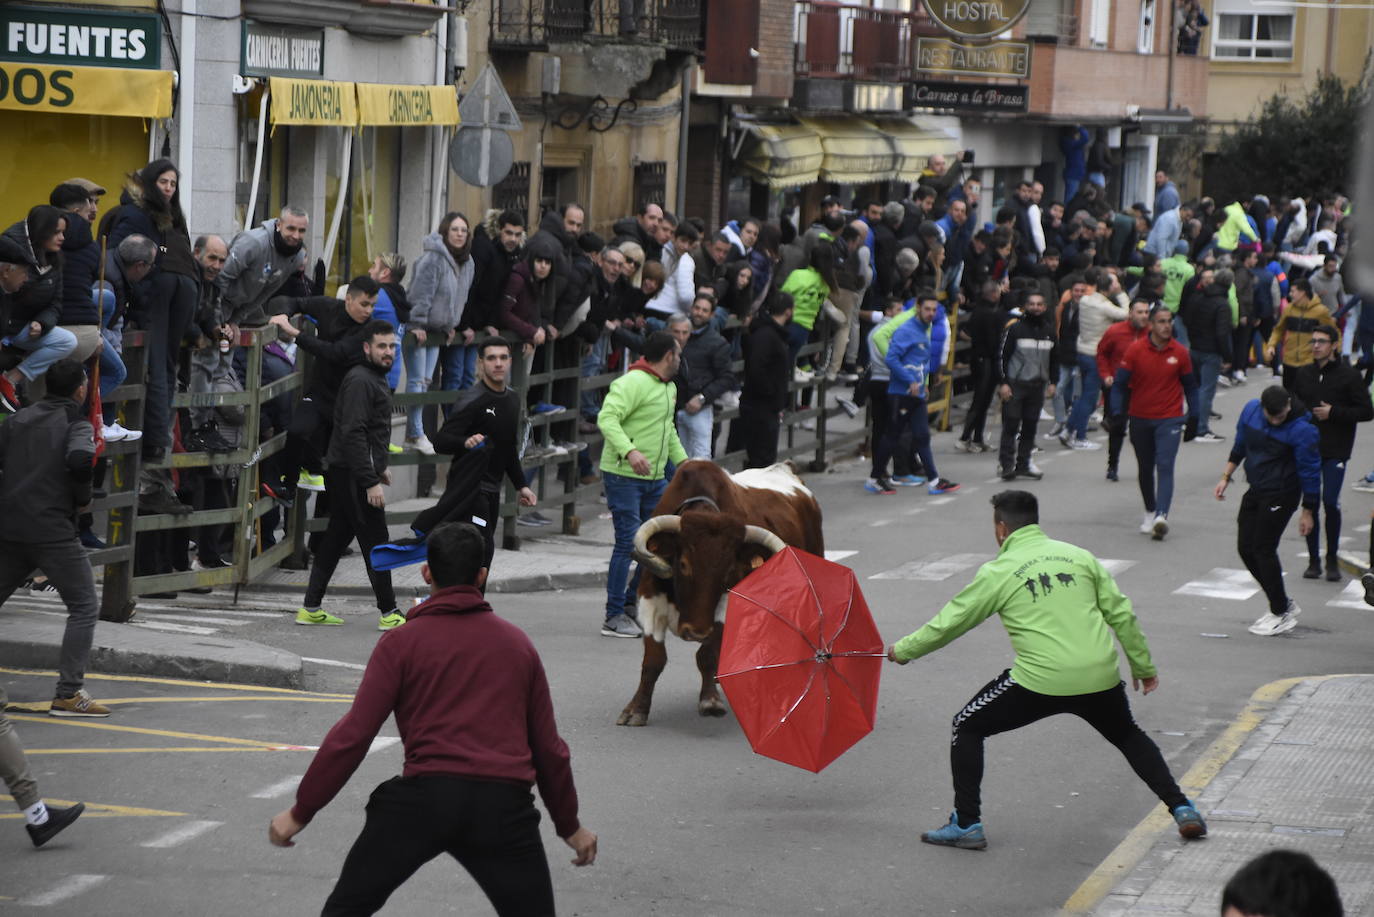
[922,0,1032,40]
[0,4,160,69]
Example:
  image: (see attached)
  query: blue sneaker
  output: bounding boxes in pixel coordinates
[921,811,987,850]
[532,402,567,415]
[864,477,897,495]
[1172,801,1207,839]
[927,478,961,495]
[892,474,926,486]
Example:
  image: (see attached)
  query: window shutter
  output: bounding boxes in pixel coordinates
[704,0,759,85]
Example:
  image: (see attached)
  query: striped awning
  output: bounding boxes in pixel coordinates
[871,118,961,182]
[796,117,899,185]
[735,123,826,189]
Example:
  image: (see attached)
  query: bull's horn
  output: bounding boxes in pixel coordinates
[742,525,786,556]
[633,515,681,579]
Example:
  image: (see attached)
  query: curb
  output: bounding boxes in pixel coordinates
[234,567,606,599]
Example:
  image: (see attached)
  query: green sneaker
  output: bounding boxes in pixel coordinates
[387,442,403,454]
[298,471,326,492]
[378,612,406,631]
[295,608,343,626]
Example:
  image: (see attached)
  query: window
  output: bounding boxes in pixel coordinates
[1213,11,1294,59]
[1087,0,1110,47]
[493,161,531,215]
[633,161,668,208]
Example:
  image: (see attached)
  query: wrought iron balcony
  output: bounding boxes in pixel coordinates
[793,0,946,82]
[491,0,703,51]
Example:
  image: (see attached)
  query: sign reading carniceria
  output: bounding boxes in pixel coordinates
[922,0,1032,40]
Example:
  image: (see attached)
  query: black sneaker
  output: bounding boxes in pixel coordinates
[1302,562,1322,579]
[184,422,234,454]
[1014,465,1043,481]
[139,490,192,516]
[1362,572,1374,607]
[26,803,85,847]
[1105,466,1119,482]
[1325,564,1342,582]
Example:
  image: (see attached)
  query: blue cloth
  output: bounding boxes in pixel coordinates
[1068,351,1101,440]
[1154,182,1180,216]
[372,288,404,390]
[1129,415,1185,515]
[1190,351,1222,435]
[1228,398,1322,506]
[1060,127,1089,181]
[603,471,667,619]
[370,541,428,571]
[886,314,931,396]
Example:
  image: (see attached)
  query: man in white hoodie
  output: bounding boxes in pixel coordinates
[1062,267,1127,450]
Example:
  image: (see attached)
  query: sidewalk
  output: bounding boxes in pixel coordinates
[1076,674,1374,916]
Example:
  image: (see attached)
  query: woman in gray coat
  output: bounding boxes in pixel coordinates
[403,211,474,453]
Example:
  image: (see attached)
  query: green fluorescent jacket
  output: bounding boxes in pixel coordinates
[891,525,1157,695]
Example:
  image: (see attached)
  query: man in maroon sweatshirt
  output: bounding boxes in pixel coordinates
[269,522,597,915]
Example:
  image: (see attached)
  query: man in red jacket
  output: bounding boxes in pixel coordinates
[1096,298,1151,481]
[269,522,597,915]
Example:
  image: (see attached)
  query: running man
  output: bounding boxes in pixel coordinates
[886,490,1206,851]
[1111,304,1198,541]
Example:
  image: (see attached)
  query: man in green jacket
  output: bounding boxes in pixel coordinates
[887,490,1206,850]
[597,331,687,638]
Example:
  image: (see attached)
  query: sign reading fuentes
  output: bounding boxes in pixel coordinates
[0,5,160,69]
[241,21,324,79]
[922,0,1032,40]
[912,80,1028,113]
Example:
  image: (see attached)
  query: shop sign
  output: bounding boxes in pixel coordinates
[268,76,357,127]
[0,4,160,69]
[916,37,1029,78]
[241,21,324,79]
[847,82,906,113]
[912,80,1027,113]
[921,0,1032,40]
[0,60,172,117]
[356,82,459,127]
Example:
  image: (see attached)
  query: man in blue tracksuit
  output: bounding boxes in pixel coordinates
[1213,386,1320,636]
[877,292,960,495]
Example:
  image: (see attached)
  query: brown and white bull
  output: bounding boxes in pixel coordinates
[615,459,824,726]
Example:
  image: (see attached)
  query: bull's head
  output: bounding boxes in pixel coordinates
[633,513,786,641]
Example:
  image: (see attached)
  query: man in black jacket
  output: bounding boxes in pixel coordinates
[265,277,380,501]
[997,291,1057,480]
[1182,268,1233,443]
[0,359,110,716]
[1293,325,1373,580]
[49,183,104,364]
[469,210,524,339]
[674,296,736,459]
[297,320,403,630]
[739,293,793,468]
[430,338,538,566]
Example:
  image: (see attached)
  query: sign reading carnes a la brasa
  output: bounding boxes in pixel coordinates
[0,60,171,117]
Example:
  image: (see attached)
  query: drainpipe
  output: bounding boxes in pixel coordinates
[1325,3,1337,74]
[432,10,452,230]
[1165,0,1175,112]
[675,62,691,215]
[178,0,197,224]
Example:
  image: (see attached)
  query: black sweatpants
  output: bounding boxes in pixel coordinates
[322,775,554,917]
[949,670,1188,822]
[960,356,998,446]
[997,381,1044,473]
[304,469,396,613]
[739,400,780,469]
[1237,488,1300,615]
[1104,412,1128,472]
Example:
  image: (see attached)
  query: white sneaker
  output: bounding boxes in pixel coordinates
[1216,375,1233,388]
[405,435,436,456]
[102,422,142,442]
[1151,514,1169,540]
[793,368,815,384]
[1070,438,1102,451]
[1192,432,1225,443]
[1249,611,1296,636]
[1140,512,1155,534]
[1039,409,1054,422]
[1235,370,1247,382]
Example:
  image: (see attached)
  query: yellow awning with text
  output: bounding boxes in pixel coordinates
[735,124,824,189]
[796,117,898,185]
[269,77,357,127]
[355,83,459,127]
[0,62,171,118]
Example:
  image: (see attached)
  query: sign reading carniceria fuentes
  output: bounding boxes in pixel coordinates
[241,21,324,79]
[922,0,1032,40]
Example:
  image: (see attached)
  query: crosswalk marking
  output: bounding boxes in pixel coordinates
[870,553,993,581]
[1174,568,1261,601]
[128,621,220,636]
[18,874,108,906]
[140,820,223,848]
[1326,580,1371,609]
[250,776,300,799]
[823,550,858,562]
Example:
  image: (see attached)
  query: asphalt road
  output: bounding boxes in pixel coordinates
[3,378,1373,915]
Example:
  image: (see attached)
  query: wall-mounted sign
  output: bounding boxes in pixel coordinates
[0,4,160,69]
[916,37,1029,78]
[921,0,1032,40]
[0,60,172,117]
[241,21,324,79]
[912,80,1028,113]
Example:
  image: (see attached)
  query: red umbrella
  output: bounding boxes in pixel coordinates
[717,547,884,773]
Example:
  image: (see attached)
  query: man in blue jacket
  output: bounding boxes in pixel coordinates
[878,292,960,495]
[1213,386,1320,636]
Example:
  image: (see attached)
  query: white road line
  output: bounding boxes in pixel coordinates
[903,506,927,516]
[18,874,108,906]
[1174,568,1261,601]
[1099,559,1138,576]
[250,776,301,799]
[302,656,367,671]
[368,737,401,755]
[139,614,252,627]
[823,550,858,562]
[926,496,955,506]
[869,519,893,527]
[141,820,223,849]
[127,621,220,636]
[1326,580,1370,609]
[870,553,993,582]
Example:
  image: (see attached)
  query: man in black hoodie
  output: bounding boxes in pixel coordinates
[297,320,404,631]
[1182,267,1233,442]
[739,293,794,468]
[49,183,104,364]
[0,359,110,717]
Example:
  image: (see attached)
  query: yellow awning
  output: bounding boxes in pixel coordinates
[870,119,961,182]
[796,117,899,185]
[735,124,824,189]
[269,77,357,127]
[356,83,460,127]
[0,62,172,118]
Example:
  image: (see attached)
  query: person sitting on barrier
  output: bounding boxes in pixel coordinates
[296,320,405,631]
[264,276,380,506]
[0,358,110,717]
[0,206,79,414]
[48,183,105,370]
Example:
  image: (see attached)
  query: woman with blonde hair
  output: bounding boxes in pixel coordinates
[617,241,646,288]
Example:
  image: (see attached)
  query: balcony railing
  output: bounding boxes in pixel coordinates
[794,1,950,81]
[491,0,702,50]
